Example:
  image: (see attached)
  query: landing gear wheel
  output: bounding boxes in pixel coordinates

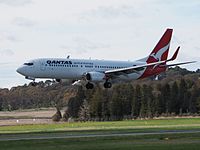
[30,82,37,86]
[104,82,112,88]
[86,82,94,89]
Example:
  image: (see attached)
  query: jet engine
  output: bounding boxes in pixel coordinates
[85,72,105,82]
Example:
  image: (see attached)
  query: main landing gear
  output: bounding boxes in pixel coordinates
[85,81,112,89]
[104,81,112,88]
[30,82,37,86]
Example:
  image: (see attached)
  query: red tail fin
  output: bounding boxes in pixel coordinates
[147,29,173,64]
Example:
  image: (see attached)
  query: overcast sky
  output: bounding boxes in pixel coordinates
[0,0,200,88]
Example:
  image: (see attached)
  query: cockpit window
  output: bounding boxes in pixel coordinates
[24,63,34,66]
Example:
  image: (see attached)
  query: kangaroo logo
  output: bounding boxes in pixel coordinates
[150,43,170,61]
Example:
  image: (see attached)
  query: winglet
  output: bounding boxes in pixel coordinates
[167,46,180,62]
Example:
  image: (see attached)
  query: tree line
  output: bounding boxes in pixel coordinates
[0,67,200,121]
[67,76,200,121]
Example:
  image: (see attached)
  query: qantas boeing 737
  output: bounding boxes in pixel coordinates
[16,29,195,89]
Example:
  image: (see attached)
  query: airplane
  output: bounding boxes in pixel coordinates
[16,29,195,89]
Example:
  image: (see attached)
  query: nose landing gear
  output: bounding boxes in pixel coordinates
[25,76,36,86]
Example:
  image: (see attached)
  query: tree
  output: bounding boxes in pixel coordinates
[178,78,188,114]
[160,83,171,115]
[52,107,62,122]
[62,108,70,121]
[121,84,134,118]
[131,85,141,118]
[89,87,103,120]
[155,83,162,115]
[146,86,154,118]
[67,87,85,118]
[139,84,148,118]
[110,86,123,120]
[189,84,200,113]
[170,81,179,114]
[196,97,200,113]
[78,99,90,121]
[101,89,111,121]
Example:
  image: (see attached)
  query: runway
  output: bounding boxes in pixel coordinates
[0,130,200,141]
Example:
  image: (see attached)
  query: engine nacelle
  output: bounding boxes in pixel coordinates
[86,72,105,82]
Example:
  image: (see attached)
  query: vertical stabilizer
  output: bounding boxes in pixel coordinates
[146,29,173,64]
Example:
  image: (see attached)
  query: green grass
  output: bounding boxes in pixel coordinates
[0,118,200,133]
[0,118,200,150]
[0,133,200,150]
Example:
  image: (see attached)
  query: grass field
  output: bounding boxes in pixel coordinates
[0,118,200,133]
[0,118,200,150]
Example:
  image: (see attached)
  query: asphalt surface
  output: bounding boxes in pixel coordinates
[0,130,200,141]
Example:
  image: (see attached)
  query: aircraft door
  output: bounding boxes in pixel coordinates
[40,61,46,71]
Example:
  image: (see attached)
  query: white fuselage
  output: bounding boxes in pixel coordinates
[17,58,146,82]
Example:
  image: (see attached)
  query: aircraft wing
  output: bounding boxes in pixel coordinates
[105,60,195,77]
[105,46,196,77]
[105,60,166,76]
[161,61,196,67]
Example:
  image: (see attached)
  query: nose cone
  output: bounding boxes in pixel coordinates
[16,66,25,75]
